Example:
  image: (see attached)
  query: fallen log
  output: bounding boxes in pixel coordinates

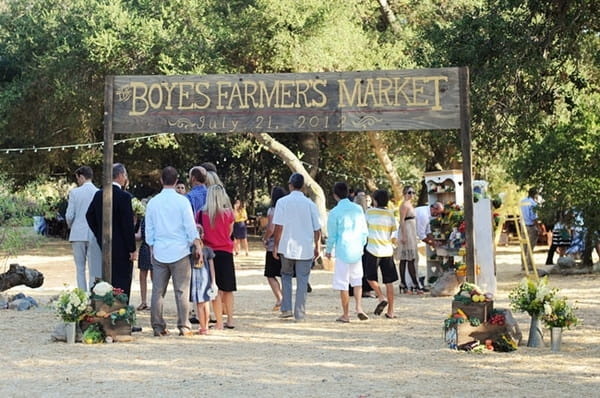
[0,263,44,292]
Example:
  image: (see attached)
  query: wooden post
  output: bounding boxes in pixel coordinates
[102,76,114,282]
[459,67,476,283]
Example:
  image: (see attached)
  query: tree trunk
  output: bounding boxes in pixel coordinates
[367,131,403,201]
[298,132,320,180]
[252,132,328,236]
[376,0,402,35]
[0,263,44,292]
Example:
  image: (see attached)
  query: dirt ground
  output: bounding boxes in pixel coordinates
[1,237,599,397]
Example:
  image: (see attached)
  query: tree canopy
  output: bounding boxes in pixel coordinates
[0,0,599,256]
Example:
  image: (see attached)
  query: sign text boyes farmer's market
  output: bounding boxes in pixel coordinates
[112,68,460,134]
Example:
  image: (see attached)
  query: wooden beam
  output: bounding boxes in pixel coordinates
[459,67,476,283]
[102,76,115,282]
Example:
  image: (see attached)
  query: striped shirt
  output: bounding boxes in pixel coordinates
[365,207,397,257]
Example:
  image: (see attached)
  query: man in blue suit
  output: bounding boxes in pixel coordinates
[86,163,137,301]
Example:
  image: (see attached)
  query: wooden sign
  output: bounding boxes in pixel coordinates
[110,68,461,134]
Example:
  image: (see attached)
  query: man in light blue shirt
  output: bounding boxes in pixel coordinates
[146,166,202,337]
[520,187,539,270]
[325,182,369,323]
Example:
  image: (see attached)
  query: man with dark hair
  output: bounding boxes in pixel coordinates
[186,166,207,215]
[273,173,321,322]
[66,166,102,290]
[146,166,202,337]
[325,182,369,323]
[364,189,398,318]
[86,163,137,300]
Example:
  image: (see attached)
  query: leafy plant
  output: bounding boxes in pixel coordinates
[542,296,579,329]
[509,276,557,317]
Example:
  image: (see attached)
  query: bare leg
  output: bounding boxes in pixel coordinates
[198,301,209,333]
[385,283,395,317]
[221,291,235,327]
[267,277,282,307]
[339,290,350,321]
[242,238,249,255]
[212,295,224,330]
[139,269,148,306]
[367,279,384,302]
[352,285,364,314]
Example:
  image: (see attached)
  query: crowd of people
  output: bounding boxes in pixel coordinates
[66,163,451,334]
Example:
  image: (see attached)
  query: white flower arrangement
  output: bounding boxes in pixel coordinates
[55,287,89,322]
[92,281,113,297]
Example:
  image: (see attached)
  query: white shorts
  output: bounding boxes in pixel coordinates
[332,258,364,291]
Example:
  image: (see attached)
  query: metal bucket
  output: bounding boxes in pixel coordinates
[551,327,563,352]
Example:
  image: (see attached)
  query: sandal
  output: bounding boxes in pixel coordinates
[137,303,148,311]
[199,328,208,335]
[374,300,388,316]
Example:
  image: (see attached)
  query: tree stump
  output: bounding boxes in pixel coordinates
[0,263,44,292]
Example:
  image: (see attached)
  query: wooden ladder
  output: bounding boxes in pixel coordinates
[509,211,539,280]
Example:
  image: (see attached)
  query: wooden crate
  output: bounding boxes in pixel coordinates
[82,317,132,340]
[451,300,493,323]
[445,323,508,347]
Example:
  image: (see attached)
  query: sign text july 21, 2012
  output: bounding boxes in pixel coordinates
[111,68,461,133]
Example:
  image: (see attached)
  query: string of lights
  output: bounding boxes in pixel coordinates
[0,134,164,154]
[0,132,417,186]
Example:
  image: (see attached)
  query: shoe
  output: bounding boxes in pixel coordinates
[189,317,199,324]
[279,311,293,319]
[153,329,170,337]
[131,326,142,333]
[357,312,369,321]
[307,283,312,293]
[384,313,396,319]
[374,300,388,316]
[209,318,217,323]
[272,304,281,311]
[136,303,148,311]
[179,329,193,336]
[336,317,350,323]
[225,324,235,329]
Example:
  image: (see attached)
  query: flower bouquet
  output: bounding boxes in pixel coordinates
[542,296,578,329]
[508,276,556,317]
[509,276,557,347]
[55,287,89,323]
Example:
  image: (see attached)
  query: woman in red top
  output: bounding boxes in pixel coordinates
[197,184,236,329]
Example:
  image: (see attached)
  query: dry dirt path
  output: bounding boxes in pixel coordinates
[0,238,598,397]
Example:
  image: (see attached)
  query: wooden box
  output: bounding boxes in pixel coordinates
[445,323,508,347]
[82,317,132,341]
[451,300,493,323]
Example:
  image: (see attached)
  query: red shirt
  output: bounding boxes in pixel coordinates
[198,209,234,253]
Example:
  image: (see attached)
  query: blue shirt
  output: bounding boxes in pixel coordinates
[146,188,199,263]
[520,197,537,226]
[325,198,368,263]
[186,184,208,215]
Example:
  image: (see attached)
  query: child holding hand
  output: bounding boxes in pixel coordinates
[190,225,217,335]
